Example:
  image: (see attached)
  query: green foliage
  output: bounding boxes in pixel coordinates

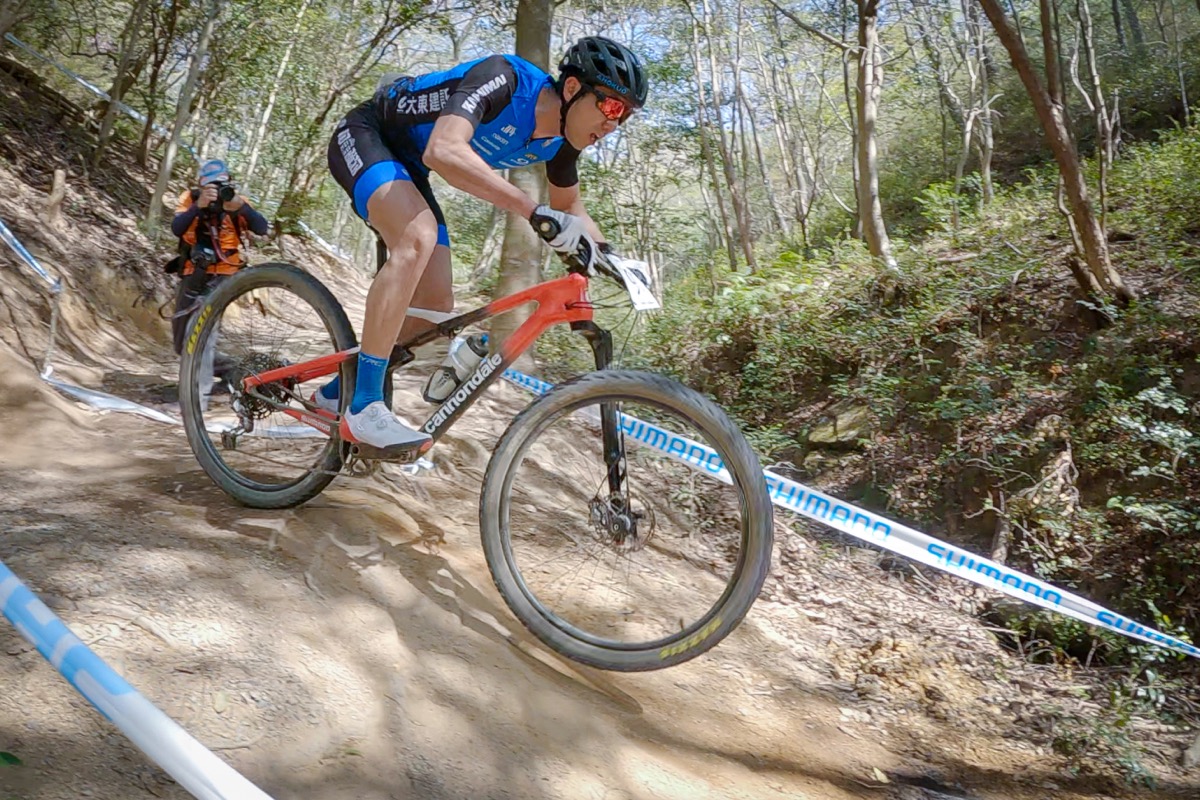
[634,124,1200,664]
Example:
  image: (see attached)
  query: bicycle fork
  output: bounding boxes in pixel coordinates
[571,322,635,539]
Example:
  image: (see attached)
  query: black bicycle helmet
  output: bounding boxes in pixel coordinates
[559,36,648,109]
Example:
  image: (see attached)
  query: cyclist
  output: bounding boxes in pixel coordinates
[321,36,648,455]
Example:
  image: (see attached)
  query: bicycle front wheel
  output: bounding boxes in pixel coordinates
[178,263,355,509]
[480,370,773,671]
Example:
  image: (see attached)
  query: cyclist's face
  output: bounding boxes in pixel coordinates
[563,78,625,149]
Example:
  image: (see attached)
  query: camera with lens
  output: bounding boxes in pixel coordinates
[190,182,237,213]
[190,242,217,273]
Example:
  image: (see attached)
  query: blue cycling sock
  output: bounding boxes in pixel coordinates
[349,352,388,414]
[319,376,340,400]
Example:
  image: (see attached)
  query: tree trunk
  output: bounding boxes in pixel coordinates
[1075,0,1113,228]
[488,0,551,364]
[93,0,151,167]
[690,17,737,271]
[977,0,1134,303]
[972,0,996,204]
[242,0,311,192]
[699,0,756,270]
[1166,0,1190,125]
[842,0,861,238]
[855,0,896,267]
[1120,0,1145,51]
[135,0,181,168]
[1110,0,1127,48]
[755,31,803,232]
[191,91,211,161]
[470,203,504,290]
[144,0,219,239]
[43,169,66,229]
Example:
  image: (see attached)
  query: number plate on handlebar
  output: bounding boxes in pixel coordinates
[612,257,660,311]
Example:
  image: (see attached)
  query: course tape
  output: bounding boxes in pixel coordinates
[501,369,1199,660]
[0,562,276,799]
[0,217,60,291]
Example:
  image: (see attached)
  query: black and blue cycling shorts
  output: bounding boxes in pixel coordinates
[326,101,450,247]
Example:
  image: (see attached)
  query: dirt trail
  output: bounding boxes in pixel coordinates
[2,60,1198,800]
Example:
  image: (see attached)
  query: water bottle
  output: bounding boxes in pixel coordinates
[423,333,489,403]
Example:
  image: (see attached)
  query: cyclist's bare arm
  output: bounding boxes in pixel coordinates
[424,116,538,218]
[548,181,606,246]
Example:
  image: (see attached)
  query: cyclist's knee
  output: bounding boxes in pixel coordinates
[379,225,437,272]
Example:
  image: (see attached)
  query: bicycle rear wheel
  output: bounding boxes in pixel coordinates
[480,370,773,671]
[178,263,355,508]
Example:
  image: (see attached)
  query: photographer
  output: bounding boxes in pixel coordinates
[169,159,269,355]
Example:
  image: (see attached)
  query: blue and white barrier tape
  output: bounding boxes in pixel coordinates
[0,216,61,292]
[0,561,276,799]
[501,368,1199,660]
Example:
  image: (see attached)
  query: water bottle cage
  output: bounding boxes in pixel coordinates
[421,365,463,404]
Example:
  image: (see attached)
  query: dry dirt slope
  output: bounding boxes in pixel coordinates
[2,58,1199,800]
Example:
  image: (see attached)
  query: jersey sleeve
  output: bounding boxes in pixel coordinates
[443,55,518,128]
[546,142,581,188]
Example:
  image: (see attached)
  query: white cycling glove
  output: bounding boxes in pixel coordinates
[529,205,597,272]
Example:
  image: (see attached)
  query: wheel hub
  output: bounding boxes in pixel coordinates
[225,352,295,420]
[589,492,655,552]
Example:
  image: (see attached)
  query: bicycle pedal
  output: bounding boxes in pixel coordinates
[349,443,425,465]
[345,457,381,477]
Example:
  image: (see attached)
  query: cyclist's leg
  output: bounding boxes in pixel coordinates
[359,178,439,366]
[399,178,453,342]
[326,113,434,450]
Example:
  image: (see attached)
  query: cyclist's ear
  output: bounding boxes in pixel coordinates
[562,75,584,102]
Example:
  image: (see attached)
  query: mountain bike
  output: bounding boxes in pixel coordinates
[177,226,774,671]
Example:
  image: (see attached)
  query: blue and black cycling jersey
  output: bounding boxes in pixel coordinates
[372,54,581,187]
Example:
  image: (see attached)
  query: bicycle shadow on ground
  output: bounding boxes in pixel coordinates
[277,486,648,718]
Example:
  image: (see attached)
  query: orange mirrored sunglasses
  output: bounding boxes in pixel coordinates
[592,88,634,123]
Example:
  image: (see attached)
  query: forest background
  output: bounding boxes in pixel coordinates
[1,0,1199,713]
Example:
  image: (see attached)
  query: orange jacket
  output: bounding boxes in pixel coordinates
[175,190,245,275]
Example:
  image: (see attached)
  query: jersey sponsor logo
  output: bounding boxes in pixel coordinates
[336,128,364,176]
[501,124,517,136]
[395,87,450,116]
[461,74,508,114]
